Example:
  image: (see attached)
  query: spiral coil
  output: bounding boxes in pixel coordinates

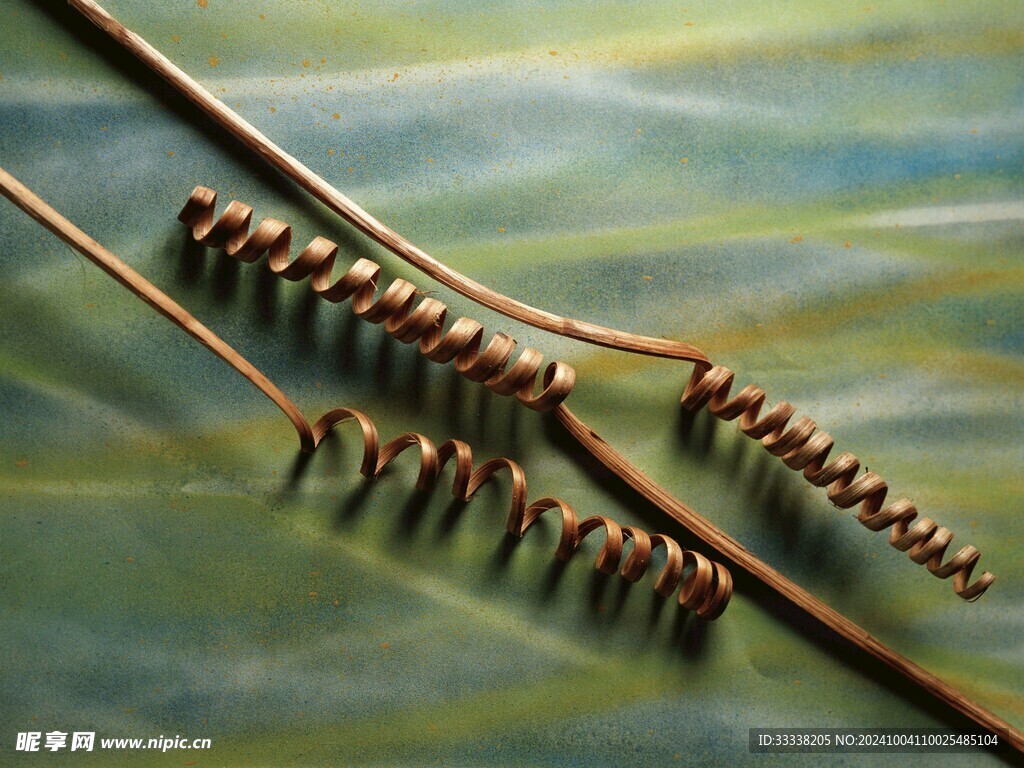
[179,187,576,412]
[308,406,732,619]
[175,188,990,604]
[680,364,994,601]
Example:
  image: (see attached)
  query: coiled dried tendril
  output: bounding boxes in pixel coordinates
[179,187,993,603]
[680,364,994,601]
[310,406,732,619]
[178,187,576,412]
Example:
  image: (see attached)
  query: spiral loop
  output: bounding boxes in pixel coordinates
[178,187,576,411]
[680,364,994,601]
[312,407,732,619]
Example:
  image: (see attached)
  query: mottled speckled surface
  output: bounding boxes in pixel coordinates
[1,1,1021,765]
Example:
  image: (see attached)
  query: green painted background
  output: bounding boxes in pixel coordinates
[1,1,1021,765]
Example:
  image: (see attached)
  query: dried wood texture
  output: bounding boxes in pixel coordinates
[68,0,708,367]
[552,401,1021,752]
[681,365,995,600]
[0,166,732,621]
[179,187,575,412]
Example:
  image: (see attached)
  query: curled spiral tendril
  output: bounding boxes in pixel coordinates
[309,406,732,619]
[680,364,994,601]
[178,187,576,412]
[174,187,988,605]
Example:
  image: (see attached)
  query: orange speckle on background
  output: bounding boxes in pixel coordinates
[15,460,29,468]
[197,0,208,7]
[302,59,310,67]
[389,72,400,82]
[843,240,852,248]
[171,34,180,43]
[497,226,506,233]
[642,275,653,281]
[259,13,265,20]
[308,592,318,598]
[549,50,558,56]
[328,149,335,155]
[269,106,276,113]
[380,642,390,649]
[126,556,135,563]
[208,56,220,67]
[684,21,695,26]
[167,150,174,157]
[679,157,688,163]
[789,235,803,244]
[332,113,340,120]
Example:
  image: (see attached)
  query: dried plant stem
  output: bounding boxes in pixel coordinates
[0,166,733,618]
[2,165,1018,751]
[0,166,315,451]
[169,182,1017,747]
[680,366,995,601]
[67,0,707,366]
[553,403,1021,752]
[183,185,993,603]
[67,0,991,604]
[54,0,1017,750]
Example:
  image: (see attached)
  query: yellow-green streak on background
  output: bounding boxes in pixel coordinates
[0,1,1021,765]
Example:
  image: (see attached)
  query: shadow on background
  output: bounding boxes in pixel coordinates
[678,406,855,595]
[177,223,1013,730]
[269,344,714,659]
[542,406,1017,761]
